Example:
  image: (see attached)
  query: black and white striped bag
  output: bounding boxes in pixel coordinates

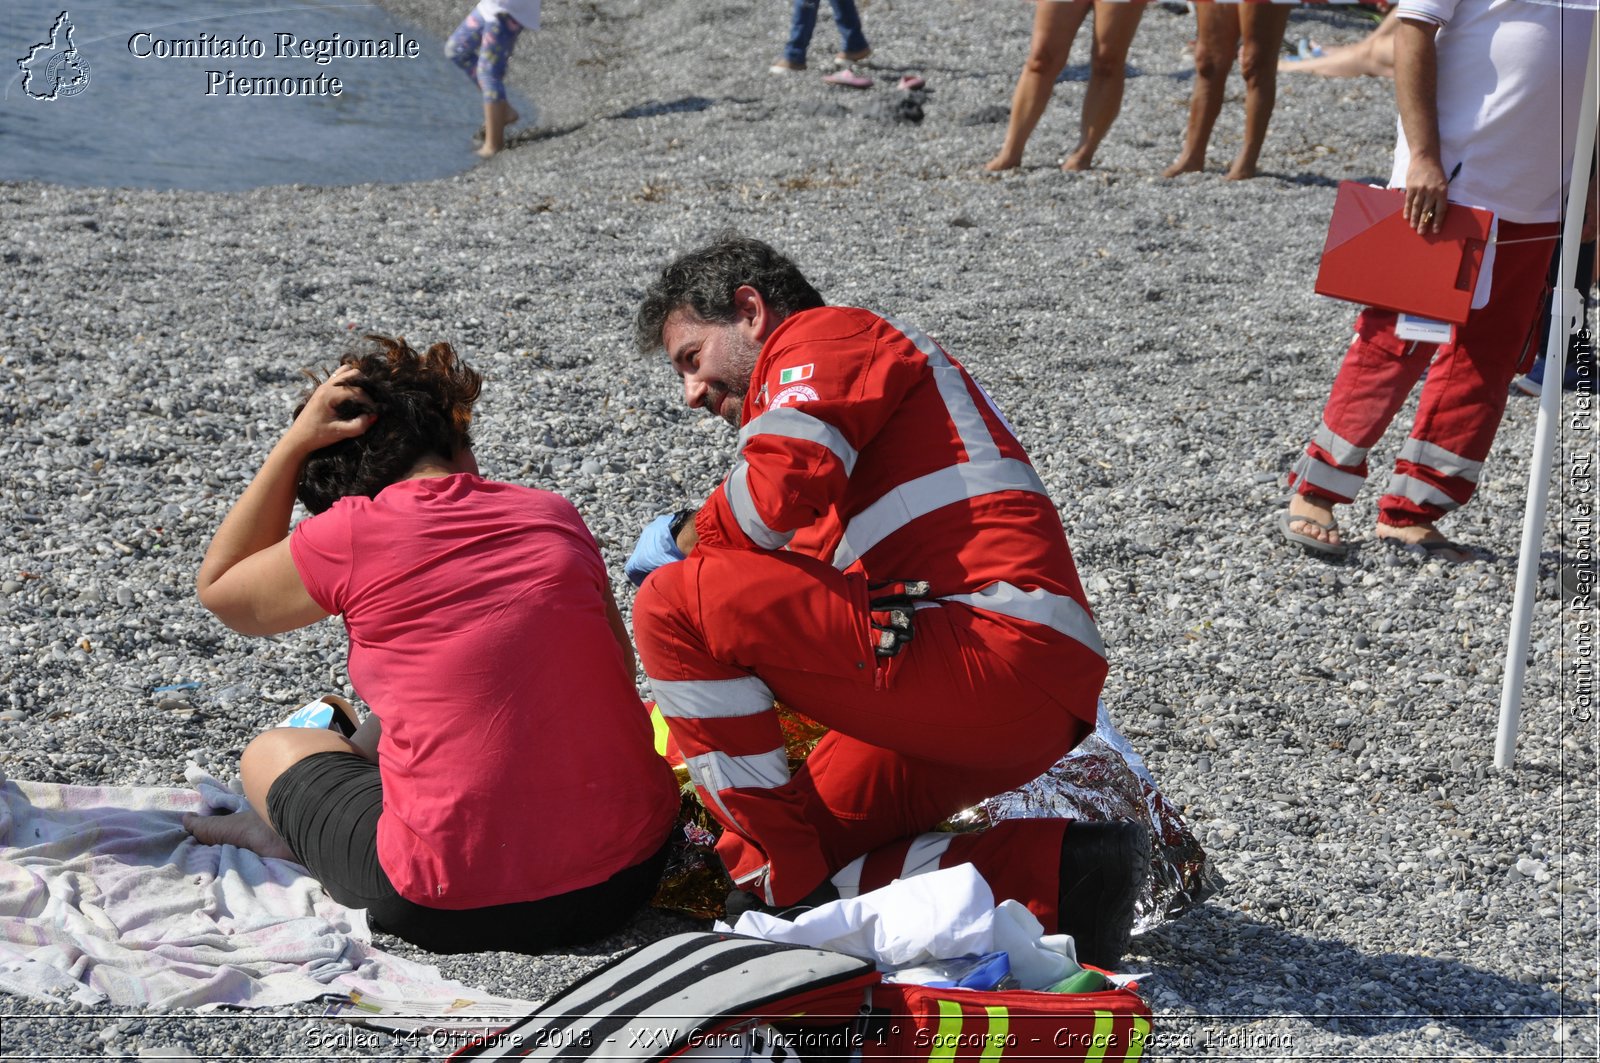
[450,933,878,1061]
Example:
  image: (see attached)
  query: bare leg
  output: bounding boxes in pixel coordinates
[1279,9,1399,79]
[1227,2,1292,180]
[1163,3,1240,177]
[477,99,516,158]
[1064,0,1145,171]
[184,725,367,859]
[985,0,1090,172]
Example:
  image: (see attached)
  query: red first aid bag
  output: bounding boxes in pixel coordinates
[858,979,1152,1061]
[450,932,1152,1062]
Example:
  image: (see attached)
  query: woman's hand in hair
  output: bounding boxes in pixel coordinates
[195,367,366,635]
[283,365,378,457]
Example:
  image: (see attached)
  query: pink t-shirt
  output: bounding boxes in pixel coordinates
[290,474,677,909]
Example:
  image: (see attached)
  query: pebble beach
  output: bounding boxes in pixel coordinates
[1,0,1595,1058]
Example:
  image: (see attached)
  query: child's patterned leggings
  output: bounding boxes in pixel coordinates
[445,10,523,103]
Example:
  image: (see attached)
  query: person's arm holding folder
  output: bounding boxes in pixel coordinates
[1394,13,1449,234]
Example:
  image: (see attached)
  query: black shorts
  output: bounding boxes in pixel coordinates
[265,751,668,954]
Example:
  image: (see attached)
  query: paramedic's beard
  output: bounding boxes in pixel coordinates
[711,330,762,426]
[711,381,746,426]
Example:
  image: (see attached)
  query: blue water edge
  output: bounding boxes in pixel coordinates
[2,1,528,191]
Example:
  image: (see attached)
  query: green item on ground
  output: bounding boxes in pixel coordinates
[1047,969,1112,994]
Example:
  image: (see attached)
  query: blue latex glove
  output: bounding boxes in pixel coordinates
[625,513,687,587]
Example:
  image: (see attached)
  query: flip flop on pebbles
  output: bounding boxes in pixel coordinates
[823,69,873,89]
[1278,509,1351,558]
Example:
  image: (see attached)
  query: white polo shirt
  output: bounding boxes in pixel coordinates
[1389,0,1594,222]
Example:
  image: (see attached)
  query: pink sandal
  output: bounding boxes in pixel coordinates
[822,69,873,89]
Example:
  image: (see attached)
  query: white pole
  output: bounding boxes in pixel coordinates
[1495,14,1599,770]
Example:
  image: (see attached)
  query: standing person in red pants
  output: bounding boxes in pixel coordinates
[1164,0,1293,180]
[625,234,1148,968]
[1281,0,1596,560]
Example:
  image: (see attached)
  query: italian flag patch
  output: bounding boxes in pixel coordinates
[778,364,814,385]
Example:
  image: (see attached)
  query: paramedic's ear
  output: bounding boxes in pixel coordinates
[732,286,776,343]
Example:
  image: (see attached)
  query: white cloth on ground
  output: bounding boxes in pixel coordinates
[725,863,1079,990]
[0,765,508,1010]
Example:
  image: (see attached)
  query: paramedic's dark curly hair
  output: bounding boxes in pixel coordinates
[634,232,825,354]
[295,334,482,515]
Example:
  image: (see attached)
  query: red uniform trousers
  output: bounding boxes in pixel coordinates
[1289,220,1558,527]
[633,547,1101,929]
[823,819,1078,931]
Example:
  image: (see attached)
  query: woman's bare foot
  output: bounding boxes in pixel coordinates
[184,808,297,861]
[984,152,1021,173]
[1287,493,1342,547]
[1226,156,1259,180]
[1062,143,1096,171]
[1163,155,1204,178]
[476,143,501,159]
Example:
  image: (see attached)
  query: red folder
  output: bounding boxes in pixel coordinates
[1315,181,1494,325]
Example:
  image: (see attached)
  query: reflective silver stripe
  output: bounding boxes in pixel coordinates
[900,833,955,879]
[740,408,859,477]
[830,855,866,899]
[885,316,1001,464]
[1385,472,1460,509]
[698,790,774,904]
[833,457,1048,570]
[825,317,1033,570]
[938,580,1106,660]
[684,748,790,793]
[651,675,774,720]
[733,864,775,906]
[725,461,794,550]
[1398,438,1482,483]
[1294,453,1366,501]
[1311,419,1368,467]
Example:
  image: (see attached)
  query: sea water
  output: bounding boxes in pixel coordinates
[1,0,529,191]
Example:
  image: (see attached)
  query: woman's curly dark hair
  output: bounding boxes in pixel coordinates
[295,334,483,514]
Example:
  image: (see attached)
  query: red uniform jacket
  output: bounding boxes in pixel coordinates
[693,306,1105,723]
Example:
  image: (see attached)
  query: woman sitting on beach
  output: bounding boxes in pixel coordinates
[986,0,1146,173]
[184,335,678,954]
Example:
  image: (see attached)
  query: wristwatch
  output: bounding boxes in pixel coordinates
[668,508,697,540]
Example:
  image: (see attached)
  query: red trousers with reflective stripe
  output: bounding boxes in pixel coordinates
[1291,220,1556,527]
[837,820,1071,931]
[633,546,1097,918]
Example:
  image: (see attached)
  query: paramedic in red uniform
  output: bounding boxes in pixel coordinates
[1281,0,1597,559]
[627,234,1147,968]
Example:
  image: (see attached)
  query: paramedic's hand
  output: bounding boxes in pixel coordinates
[625,513,687,587]
[868,579,932,658]
[1404,157,1450,235]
